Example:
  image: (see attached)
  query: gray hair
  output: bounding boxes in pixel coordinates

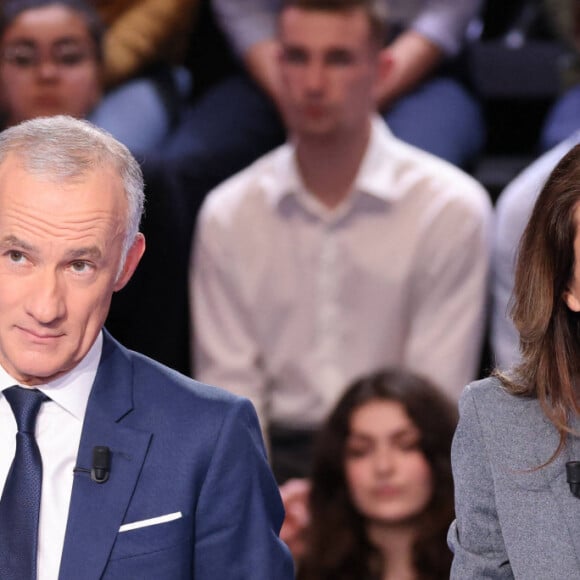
[0,116,145,269]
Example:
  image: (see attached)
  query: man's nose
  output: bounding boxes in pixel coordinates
[305,60,325,93]
[25,269,66,324]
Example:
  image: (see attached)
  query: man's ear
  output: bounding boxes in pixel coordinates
[114,233,145,292]
[564,286,580,312]
[372,47,393,100]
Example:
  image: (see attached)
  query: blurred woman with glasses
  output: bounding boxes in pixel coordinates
[0,0,103,127]
[0,0,185,156]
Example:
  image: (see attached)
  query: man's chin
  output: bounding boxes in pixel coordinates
[8,356,70,386]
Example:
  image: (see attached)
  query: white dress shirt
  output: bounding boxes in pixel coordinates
[0,332,101,580]
[192,117,492,431]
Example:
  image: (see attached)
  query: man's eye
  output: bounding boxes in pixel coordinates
[71,261,90,273]
[8,250,25,262]
[327,52,353,66]
[283,50,308,65]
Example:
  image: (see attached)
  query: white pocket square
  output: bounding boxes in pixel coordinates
[119,511,182,532]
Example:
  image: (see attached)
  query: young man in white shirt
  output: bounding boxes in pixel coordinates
[191,0,491,482]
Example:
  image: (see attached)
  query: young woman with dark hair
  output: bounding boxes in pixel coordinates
[0,0,187,155]
[0,0,104,127]
[282,368,457,580]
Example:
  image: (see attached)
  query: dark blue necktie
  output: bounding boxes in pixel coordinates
[0,386,48,579]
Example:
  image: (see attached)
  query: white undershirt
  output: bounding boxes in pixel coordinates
[0,332,101,580]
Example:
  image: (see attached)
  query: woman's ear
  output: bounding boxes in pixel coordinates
[564,287,580,312]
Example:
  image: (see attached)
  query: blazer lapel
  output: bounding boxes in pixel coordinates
[58,334,152,580]
[503,402,580,573]
[550,419,580,568]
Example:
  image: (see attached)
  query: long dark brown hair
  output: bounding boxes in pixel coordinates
[297,369,457,580]
[497,143,580,462]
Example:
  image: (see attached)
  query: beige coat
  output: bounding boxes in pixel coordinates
[543,0,578,50]
[543,0,580,87]
[94,0,198,87]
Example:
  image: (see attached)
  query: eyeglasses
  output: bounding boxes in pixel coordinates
[1,42,96,69]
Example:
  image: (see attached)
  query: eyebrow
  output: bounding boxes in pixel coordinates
[4,36,90,49]
[2,39,36,50]
[0,235,36,252]
[66,246,102,260]
[53,37,92,48]
[282,44,306,54]
[0,235,102,260]
[283,41,355,51]
[348,427,420,440]
[326,45,354,54]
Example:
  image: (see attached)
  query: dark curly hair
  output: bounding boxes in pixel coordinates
[297,368,457,580]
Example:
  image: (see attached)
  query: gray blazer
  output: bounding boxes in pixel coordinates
[449,377,580,579]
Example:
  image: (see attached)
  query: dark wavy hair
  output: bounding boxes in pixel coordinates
[0,0,104,62]
[297,369,457,580]
[497,143,580,463]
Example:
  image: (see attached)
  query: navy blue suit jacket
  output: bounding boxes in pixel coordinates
[57,331,293,579]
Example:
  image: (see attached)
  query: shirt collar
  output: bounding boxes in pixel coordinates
[263,115,401,211]
[0,331,102,422]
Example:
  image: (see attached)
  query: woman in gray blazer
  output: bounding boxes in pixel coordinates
[449,143,580,578]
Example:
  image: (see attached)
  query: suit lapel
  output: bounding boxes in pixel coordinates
[58,333,152,580]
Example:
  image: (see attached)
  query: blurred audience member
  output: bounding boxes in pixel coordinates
[281,369,457,580]
[0,0,102,126]
[279,477,311,559]
[211,0,485,168]
[192,0,491,482]
[539,0,580,151]
[89,0,197,155]
[492,131,580,369]
[0,0,186,156]
[93,0,196,89]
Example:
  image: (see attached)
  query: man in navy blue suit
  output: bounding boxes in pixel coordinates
[0,115,293,579]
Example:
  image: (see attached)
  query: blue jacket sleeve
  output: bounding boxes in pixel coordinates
[193,396,294,579]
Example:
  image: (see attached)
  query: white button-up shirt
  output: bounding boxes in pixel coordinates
[192,118,492,430]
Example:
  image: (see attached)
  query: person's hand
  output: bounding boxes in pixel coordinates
[374,33,443,111]
[279,478,311,560]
